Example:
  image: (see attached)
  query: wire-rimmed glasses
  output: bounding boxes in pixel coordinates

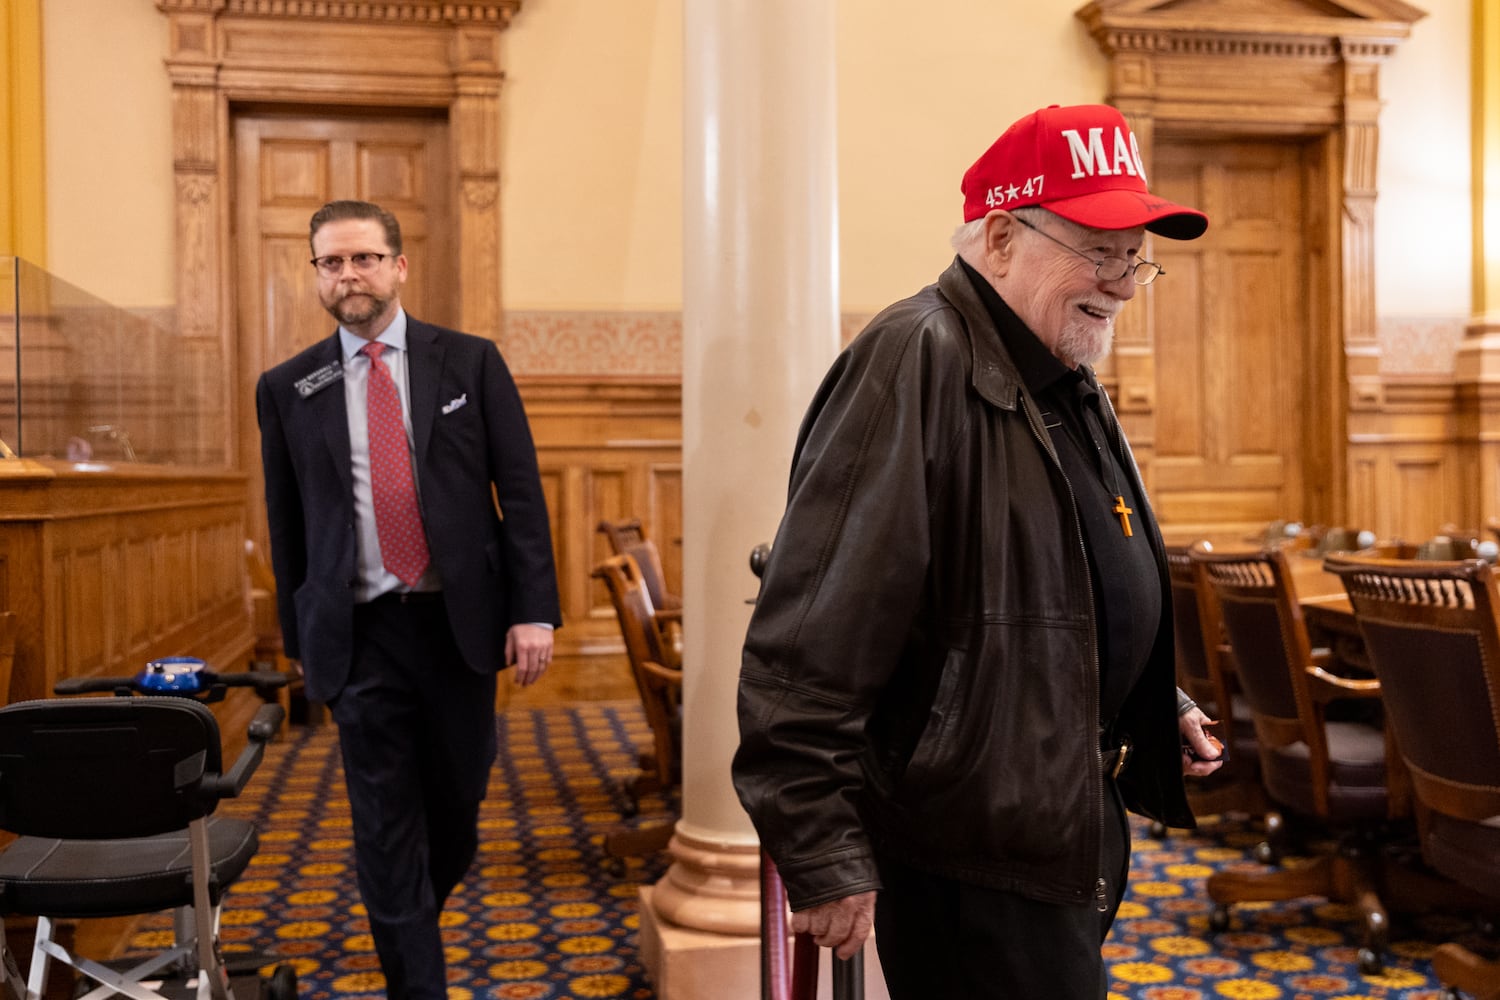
[310,252,392,277]
[1011,215,1164,285]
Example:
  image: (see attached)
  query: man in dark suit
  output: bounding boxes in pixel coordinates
[256,200,562,1000]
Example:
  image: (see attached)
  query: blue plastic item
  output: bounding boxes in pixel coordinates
[137,656,207,694]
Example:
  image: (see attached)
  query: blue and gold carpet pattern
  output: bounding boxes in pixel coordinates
[122,702,1491,999]
[130,703,672,1000]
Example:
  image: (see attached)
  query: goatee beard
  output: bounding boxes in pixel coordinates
[329,292,388,327]
[1056,324,1113,369]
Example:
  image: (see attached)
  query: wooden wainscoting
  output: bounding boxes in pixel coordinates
[0,460,253,703]
[1348,377,1466,543]
[519,377,682,661]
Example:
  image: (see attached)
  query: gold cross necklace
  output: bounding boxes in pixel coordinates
[1075,383,1134,539]
[1112,495,1134,537]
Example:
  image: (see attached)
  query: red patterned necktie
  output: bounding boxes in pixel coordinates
[360,342,430,586]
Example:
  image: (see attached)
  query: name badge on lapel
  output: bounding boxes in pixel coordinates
[295,361,344,398]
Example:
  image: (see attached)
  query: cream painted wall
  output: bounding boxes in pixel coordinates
[42,0,175,308]
[836,2,1107,311]
[498,0,1107,312]
[39,1,1474,324]
[499,0,684,311]
[1375,0,1473,318]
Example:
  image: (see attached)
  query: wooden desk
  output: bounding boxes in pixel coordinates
[0,458,253,703]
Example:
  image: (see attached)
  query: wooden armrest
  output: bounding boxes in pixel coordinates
[640,659,684,686]
[655,608,683,625]
[1305,664,1382,699]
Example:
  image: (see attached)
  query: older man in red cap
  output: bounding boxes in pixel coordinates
[733,104,1225,998]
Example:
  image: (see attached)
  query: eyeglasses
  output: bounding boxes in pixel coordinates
[310,252,391,277]
[1011,215,1164,285]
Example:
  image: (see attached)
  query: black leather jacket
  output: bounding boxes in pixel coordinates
[733,259,1194,912]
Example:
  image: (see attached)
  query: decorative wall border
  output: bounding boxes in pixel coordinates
[497,310,883,377]
[1378,315,1469,374]
[499,309,1467,378]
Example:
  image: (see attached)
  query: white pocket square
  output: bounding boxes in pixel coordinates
[441,393,468,415]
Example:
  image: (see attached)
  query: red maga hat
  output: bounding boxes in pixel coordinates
[961,104,1208,240]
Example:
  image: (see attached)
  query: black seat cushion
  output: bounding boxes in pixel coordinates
[0,816,258,918]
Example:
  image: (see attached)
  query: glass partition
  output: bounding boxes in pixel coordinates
[0,257,221,466]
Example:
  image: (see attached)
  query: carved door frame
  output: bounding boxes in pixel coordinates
[1075,0,1425,524]
[155,0,518,468]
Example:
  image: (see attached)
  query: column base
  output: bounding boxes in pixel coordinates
[638,885,760,1000]
[638,886,891,1000]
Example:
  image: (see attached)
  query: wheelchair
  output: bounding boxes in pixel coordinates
[0,661,296,1000]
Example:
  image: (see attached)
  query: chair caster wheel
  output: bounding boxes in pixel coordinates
[265,964,297,1000]
[1209,906,1230,932]
[1148,821,1168,840]
[1357,947,1383,976]
[1253,840,1277,865]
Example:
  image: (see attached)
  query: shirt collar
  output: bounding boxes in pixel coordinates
[339,308,408,362]
[958,257,1077,397]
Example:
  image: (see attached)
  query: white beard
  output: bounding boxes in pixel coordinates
[1055,321,1114,368]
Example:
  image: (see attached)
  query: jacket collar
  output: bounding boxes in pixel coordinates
[938,257,1106,416]
[936,257,1026,412]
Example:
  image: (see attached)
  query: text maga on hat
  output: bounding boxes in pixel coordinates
[961,104,1208,240]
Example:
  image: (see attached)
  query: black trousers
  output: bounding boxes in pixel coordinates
[873,781,1131,999]
[330,598,498,1000]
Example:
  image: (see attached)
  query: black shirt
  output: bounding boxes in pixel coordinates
[960,258,1161,724]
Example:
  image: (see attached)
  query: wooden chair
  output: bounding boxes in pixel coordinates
[1325,554,1500,1000]
[1193,546,1394,973]
[1357,539,1419,560]
[597,517,681,611]
[1250,520,1308,548]
[1164,542,1266,827]
[592,554,683,862]
[244,540,324,725]
[1314,527,1375,555]
[1418,534,1481,561]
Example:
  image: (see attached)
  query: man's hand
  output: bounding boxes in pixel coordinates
[506,624,554,687]
[791,891,875,961]
[1179,705,1227,777]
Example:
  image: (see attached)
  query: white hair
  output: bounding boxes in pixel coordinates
[950,207,1053,265]
[949,217,988,254]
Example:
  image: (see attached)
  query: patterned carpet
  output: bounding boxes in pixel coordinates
[118,702,1493,1000]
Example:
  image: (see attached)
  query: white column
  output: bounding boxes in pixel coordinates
[638,1,841,996]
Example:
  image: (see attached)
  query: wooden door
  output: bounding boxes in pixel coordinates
[1147,138,1310,540]
[234,111,453,547]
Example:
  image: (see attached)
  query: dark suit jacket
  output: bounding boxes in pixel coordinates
[256,317,563,703]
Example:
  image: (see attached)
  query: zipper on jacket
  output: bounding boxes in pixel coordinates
[1018,390,1107,905]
